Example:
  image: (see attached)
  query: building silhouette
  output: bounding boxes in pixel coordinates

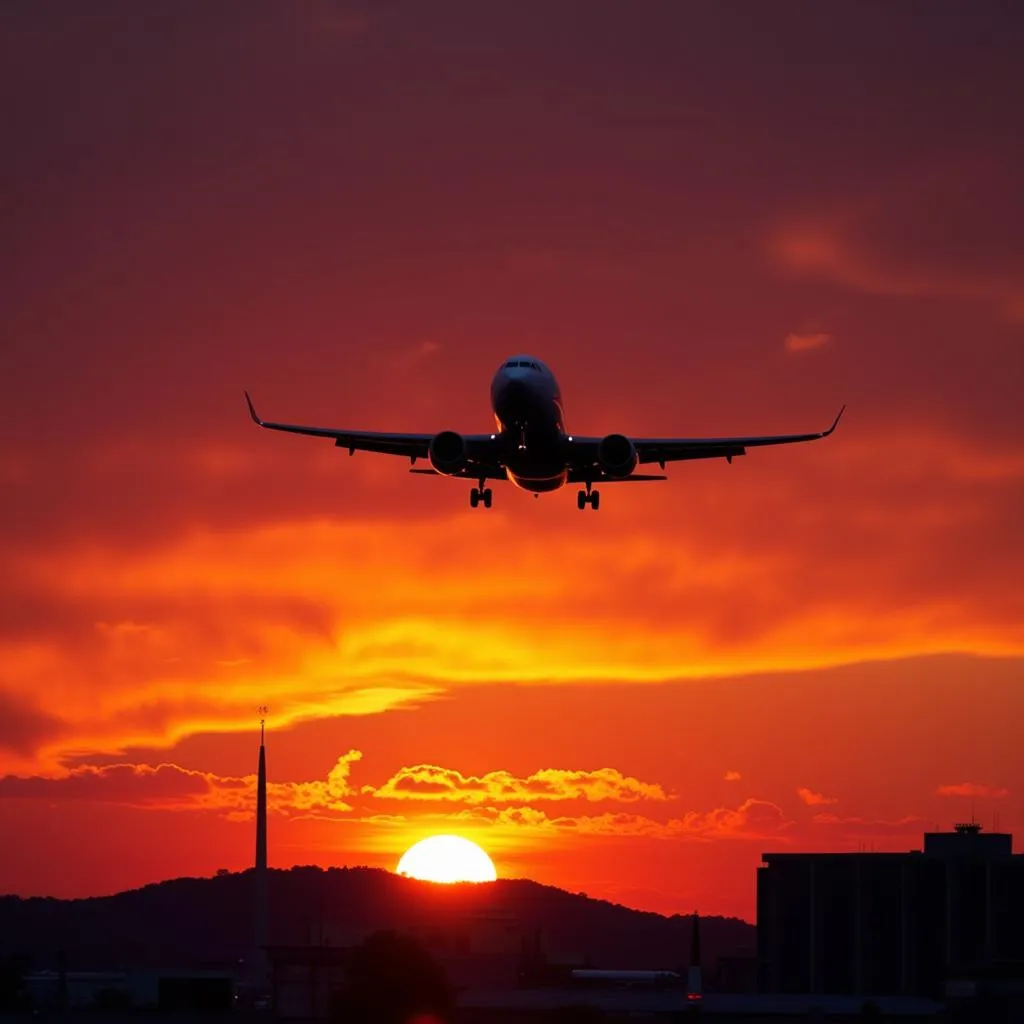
[757,823,1024,998]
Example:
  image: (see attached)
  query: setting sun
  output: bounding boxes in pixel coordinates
[396,835,498,884]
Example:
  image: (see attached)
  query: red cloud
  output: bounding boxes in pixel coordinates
[0,691,65,758]
[365,765,669,804]
[443,805,669,838]
[0,754,670,828]
[0,762,238,807]
[797,787,838,806]
[0,750,363,818]
[438,797,792,842]
[671,798,793,841]
[936,782,1010,799]
[769,166,1024,324]
[811,814,927,844]
[8,453,1024,776]
[784,332,831,353]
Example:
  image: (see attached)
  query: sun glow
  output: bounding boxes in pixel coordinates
[396,835,497,883]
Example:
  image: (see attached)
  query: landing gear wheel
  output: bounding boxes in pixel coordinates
[577,490,587,510]
[591,489,600,510]
[482,488,493,508]
[470,488,480,508]
[577,489,601,510]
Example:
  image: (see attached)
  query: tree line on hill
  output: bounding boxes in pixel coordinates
[0,866,753,975]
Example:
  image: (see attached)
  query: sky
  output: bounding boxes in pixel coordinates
[2,0,1023,923]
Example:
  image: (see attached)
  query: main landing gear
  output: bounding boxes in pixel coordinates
[470,487,493,508]
[577,488,600,511]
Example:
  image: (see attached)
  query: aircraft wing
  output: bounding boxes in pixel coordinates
[244,392,496,460]
[573,407,845,468]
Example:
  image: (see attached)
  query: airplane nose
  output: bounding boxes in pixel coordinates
[493,378,531,422]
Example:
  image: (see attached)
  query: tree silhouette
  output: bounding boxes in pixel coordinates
[0,954,29,1011]
[552,1006,604,1023]
[330,930,454,1024]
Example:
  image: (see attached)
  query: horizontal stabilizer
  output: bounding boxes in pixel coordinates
[567,470,668,483]
[599,474,668,483]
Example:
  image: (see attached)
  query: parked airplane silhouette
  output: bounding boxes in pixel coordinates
[245,355,844,510]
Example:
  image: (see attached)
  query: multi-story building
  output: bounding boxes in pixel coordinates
[757,823,1024,998]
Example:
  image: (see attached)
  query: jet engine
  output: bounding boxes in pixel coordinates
[598,433,638,477]
[428,430,469,476]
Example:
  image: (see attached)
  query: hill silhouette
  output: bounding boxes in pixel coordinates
[0,867,753,974]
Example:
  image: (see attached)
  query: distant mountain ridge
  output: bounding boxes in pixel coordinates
[0,867,754,973]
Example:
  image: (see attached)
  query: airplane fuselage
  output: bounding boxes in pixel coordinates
[489,355,569,492]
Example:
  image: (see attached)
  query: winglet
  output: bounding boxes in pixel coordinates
[824,404,846,436]
[244,391,263,426]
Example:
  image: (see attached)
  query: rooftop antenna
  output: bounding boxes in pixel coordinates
[258,704,268,746]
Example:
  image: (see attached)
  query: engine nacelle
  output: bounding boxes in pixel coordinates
[429,430,469,476]
[598,433,638,477]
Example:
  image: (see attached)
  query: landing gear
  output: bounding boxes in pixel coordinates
[577,488,600,510]
[470,487,493,509]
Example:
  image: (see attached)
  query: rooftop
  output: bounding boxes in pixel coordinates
[459,989,945,1016]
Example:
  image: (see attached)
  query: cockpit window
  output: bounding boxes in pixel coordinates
[503,359,541,370]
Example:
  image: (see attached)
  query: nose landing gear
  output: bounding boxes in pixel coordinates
[577,488,600,510]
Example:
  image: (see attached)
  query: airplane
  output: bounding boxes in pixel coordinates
[244,354,844,510]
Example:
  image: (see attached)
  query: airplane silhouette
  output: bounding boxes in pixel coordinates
[245,355,843,510]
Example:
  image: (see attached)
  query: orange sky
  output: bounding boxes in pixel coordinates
[2,1,1023,922]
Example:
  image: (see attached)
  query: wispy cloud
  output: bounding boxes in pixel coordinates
[936,781,1010,799]
[7,462,1024,774]
[0,691,66,759]
[0,754,790,848]
[768,166,1024,324]
[0,750,363,819]
[811,813,926,844]
[784,332,831,353]
[364,764,670,804]
[438,796,793,843]
[797,786,838,806]
[672,798,794,841]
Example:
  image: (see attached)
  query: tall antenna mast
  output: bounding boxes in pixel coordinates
[252,703,270,997]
